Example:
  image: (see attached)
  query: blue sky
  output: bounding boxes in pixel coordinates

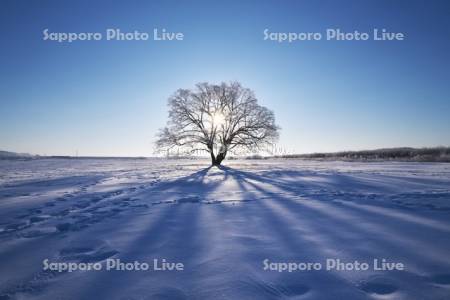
[1,0,449,156]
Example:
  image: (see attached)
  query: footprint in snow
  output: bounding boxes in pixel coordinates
[130,204,149,209]
[428,273,450,285]
[55,223,78,232]
[29,215,50,223]
[73,201,90,209]
[3,222,29,232]
[30,208,43,214]
[359,278,397,295]
[282,283,310,296]
[146,287,188,300]
[176,196,200,203]
[90,196,103,203]
[59,239,118,263]
[50,209,70,217]
[19,227,56,238]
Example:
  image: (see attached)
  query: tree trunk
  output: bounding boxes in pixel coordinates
[213,152,227,166]
[210,151,216,165]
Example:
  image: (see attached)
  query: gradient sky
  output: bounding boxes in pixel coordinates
[1,0,449,156]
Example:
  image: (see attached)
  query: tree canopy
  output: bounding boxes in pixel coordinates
[156,82,279,165]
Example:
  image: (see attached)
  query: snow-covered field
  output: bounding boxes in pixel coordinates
[0,158,450,300]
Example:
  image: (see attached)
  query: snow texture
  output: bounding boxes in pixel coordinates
[0,158,450,299]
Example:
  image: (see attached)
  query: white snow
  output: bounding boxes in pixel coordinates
[0,158,450,299]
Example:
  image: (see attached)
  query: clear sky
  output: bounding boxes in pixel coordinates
[1,0,449,156]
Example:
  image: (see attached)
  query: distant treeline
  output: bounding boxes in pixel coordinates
[268,147,450,162]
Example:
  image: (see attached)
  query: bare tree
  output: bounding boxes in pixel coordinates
[156,82,279,165]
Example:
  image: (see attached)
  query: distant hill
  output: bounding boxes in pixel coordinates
[0,150,35,160]
[272,147,450,162]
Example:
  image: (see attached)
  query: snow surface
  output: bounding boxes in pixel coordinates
[0,158,450,299]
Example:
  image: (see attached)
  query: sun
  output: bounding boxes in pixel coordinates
[212,111,226,127]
